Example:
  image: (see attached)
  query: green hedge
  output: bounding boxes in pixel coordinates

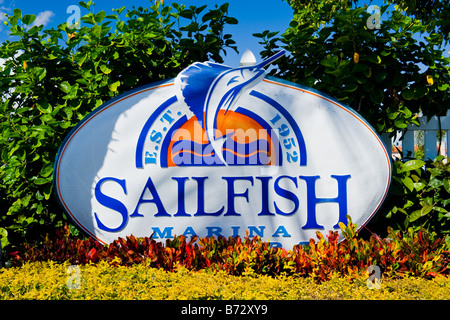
[0,1,237,250]
[367,157,450,236]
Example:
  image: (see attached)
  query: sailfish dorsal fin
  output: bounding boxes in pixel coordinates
[178,62,231,128]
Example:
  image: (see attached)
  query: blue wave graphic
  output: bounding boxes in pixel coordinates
[171,139,272,166]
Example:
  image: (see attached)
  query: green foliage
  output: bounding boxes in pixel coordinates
[395,0,450,42]
[256,0,450,134]
[0,2,237,250]
[374,156,450,234]
[9,218,450,282]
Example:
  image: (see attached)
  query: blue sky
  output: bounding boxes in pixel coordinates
[0,0,299,66]
[0,0,393,66]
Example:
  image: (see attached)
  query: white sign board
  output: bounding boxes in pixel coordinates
[54,51,391,248]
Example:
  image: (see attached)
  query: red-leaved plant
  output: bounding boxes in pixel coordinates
[9,216,450,282]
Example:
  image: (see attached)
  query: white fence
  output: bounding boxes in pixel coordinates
[381,110,450,160]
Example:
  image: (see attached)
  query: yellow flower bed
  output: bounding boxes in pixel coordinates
[1,261,449,300]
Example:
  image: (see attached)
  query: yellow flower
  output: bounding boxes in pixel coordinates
[23,61,28,69]
[353,52,359,64]
[426,75,434,86]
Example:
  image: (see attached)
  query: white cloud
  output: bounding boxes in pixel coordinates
[31,10,54,27]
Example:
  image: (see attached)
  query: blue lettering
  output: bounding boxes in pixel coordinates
[183,226,197,238]
[274,175,299,216]
[160,110,174,124]
[300,174,351,229]
[151,226,173,239]
[193,177,224,216]
[222,176,254,216]
[272,225,291,237]
[150,130,162,143]
[94,177,128,232]
[331,175,351,228]
[248,225,265,238]
[256,176,275,216]
[144,151,157,164]
[172,177,190,217]
[206,226,223,237]
[93,174,351,237]
[131,176,170,218]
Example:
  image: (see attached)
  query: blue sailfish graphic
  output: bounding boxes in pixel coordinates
[178,50,285,165]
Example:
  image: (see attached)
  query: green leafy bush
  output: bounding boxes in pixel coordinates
[0,1,237,250]
[257,0,450,134]
[368,156,450,236]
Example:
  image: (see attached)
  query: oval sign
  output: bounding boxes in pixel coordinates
[54,51,391,248]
